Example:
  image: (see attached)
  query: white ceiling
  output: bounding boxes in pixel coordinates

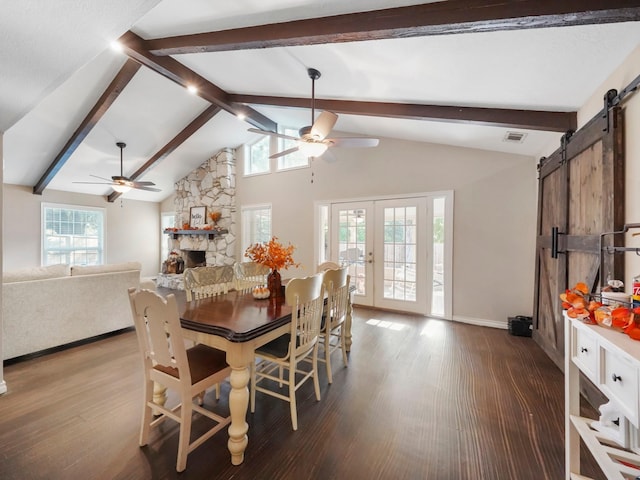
[3,1,640,203]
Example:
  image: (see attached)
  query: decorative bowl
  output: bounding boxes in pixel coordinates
[252,286,270,299]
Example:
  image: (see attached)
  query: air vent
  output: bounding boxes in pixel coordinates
[503,131,527,143]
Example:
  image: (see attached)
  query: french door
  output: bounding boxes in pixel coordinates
[329,194,450,316]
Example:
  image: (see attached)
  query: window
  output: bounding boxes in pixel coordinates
[278,127,309,170]
[241,205,272,255]
[245,136,270,175]
[161,212,176,263]
[42,203,105,266]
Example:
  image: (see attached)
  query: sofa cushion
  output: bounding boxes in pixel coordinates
[3,264,70,283]
[70,261,142,276]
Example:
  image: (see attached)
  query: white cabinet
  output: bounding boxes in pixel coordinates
[565,313,640,479]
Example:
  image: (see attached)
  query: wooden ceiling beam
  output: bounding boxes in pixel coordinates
[33,59,141,195]
[118,31,276,132]
[229,94,576,132]
[146,0,640,55]
[108,104,221,202]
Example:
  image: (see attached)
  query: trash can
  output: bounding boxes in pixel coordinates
[508,315,532,337]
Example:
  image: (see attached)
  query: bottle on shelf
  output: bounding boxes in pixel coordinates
[633,274,640,308]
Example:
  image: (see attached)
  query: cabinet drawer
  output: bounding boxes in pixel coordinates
[601,346,640,427]
[573,326,598,382]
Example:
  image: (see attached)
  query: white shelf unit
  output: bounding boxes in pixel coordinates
[565,313,640,479]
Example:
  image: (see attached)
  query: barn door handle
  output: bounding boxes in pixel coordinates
[551,227,566,259]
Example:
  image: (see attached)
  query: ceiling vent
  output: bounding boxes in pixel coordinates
[503,131,527,143]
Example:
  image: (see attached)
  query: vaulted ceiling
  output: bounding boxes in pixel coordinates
[3,0,640,202]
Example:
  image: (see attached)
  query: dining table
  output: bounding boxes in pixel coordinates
[156,285,354,466]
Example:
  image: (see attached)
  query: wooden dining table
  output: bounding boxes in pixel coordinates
[157,286,354,465]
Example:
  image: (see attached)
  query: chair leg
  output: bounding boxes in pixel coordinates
[340,326,348,366]
[325,330,333,384]
[312,345,321,402]
[140,379,154,446]
[215,382,221,400]
[289,368,298,431]
[176,399,192,473]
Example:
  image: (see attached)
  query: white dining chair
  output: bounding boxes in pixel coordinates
[319,267,350,383]
[250,273,325,430]
[128,288,231,472]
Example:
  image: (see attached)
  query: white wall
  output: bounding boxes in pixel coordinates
[236,137,538,327]
[2,184,161,277]
[0,133,6,394]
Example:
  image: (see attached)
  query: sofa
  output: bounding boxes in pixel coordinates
[2,262,153,361]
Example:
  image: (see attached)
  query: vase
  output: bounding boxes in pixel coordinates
[267,269,283,299]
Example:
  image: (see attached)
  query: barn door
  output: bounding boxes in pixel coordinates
[533,101,624,369]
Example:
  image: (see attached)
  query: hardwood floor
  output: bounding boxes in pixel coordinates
[0,307,603,480]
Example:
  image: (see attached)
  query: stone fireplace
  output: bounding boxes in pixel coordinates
[170,148,236,266]
[157,148,237,290]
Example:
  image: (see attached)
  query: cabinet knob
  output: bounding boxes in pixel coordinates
[612,373,622,382]
[580,347,588,353]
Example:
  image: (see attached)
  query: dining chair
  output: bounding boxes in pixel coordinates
[183,265,235,301]
[234,261,270,292]
[319,267,350,383]
[317,261,340,272]
[250,273,325,431]
[128,288,231,472]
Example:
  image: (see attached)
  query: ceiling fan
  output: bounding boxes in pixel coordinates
[74,142,160,193]
[248,67,379,159]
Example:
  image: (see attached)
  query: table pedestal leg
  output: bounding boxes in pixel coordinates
[227,366,249,465]
[152,382,167,415]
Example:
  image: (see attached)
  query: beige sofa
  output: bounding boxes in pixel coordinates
[2,262,153,361]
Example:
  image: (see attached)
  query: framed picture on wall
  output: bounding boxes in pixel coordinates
[189,206,206,228]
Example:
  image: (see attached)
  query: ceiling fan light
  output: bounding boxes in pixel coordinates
[298,141,328,158]
[112,184,131,193]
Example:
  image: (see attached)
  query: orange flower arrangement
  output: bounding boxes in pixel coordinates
[208,211,222,223]
[244,236,300,271]
[561,281,640,340]
[560,282,600,323]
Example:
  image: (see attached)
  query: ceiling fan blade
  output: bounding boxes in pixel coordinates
[73,181,115,185]
[132,180,156,187]
[132,185,161,192]
[269,146,300,159]
[248,128,298,141]
[89,174,114,182]
[328,137,380,148]
[310,111,338,140]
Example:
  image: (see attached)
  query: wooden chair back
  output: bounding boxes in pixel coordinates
[322,267,350,331]
[234,261,270,292]
[129,288,190,386]
[317,261,340,272]
[285,273,325,358]
[183,265,235,301]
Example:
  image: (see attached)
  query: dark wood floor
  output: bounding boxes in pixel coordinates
[0,307,604,480]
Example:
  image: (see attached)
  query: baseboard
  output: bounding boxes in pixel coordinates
[452,315,508,330]
[2,327,134,366]
[0,380,6,395]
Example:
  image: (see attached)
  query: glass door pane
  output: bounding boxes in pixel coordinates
[431,197,445,316]
[374,197,427,314]
[331,202,373,306]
